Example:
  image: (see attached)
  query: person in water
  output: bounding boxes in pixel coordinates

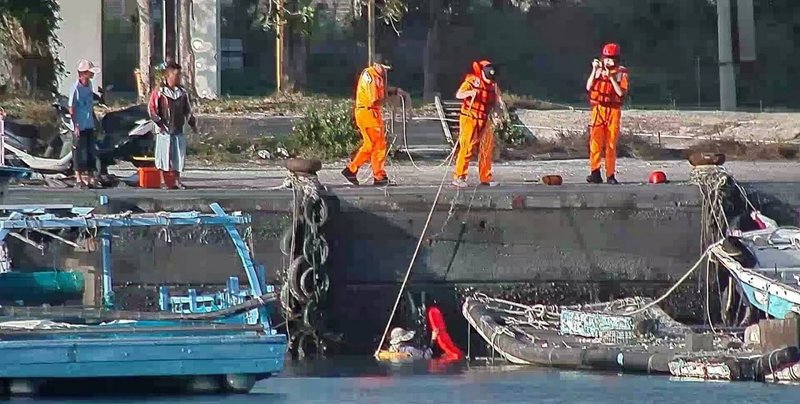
[388,327,437,359]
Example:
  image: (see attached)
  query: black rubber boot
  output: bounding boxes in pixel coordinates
[606,175,619,185]
[586,169,602,184]
[373,177,397,187]
[341,167,359,186]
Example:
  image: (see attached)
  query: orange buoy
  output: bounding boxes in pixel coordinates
[541,175,563,186]
[649,171,667,184]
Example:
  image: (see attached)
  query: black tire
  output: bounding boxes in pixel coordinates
[299,266,330,299]
[288,255,311,304]
[285,158,322,174]
[302,233,329,266]
[303,197,329,227]
[221,374,256,394]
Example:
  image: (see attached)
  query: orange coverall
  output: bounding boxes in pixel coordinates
[454,64,498,184]
[588,67,629,177]
[347,66,388,181]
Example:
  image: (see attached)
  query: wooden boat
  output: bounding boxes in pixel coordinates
[0,181,286,396]
[710,227,800,319]
[463,295,799,382]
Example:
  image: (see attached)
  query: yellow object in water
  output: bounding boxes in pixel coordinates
[376,350,411,362]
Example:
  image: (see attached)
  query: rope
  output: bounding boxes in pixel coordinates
[373,143,457,358]
[624,245,715,316]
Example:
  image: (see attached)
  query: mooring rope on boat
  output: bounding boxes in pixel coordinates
[624,245,717,316]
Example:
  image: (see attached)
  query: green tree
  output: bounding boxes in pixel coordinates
[0,0,61,94]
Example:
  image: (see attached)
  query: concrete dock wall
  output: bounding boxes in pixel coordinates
[6,183,718,352]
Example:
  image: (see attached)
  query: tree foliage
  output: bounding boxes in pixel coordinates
[0,0,61,94]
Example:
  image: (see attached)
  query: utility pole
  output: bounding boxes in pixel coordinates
[717,0,736,111]
[163,0,177,63]
[136,0,152,103]
[367,0,375,65]
[275,0,285,92]
[696,56,701,108]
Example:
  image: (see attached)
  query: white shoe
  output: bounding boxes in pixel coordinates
[480,181,499,187]
[452,178,468,188]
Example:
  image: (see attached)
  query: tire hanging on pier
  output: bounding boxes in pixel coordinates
[277,166,332,359]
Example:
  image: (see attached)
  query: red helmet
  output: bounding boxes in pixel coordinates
[602,43,621,58]
[648,171,667,184]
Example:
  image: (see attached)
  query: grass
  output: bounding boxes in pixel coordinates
[187,133,293,164]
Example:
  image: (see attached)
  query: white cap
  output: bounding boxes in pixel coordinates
[77,59,100,73]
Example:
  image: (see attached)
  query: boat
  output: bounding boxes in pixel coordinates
[0,166,286,396]
[462,294,799,382]
[710,227,800,320]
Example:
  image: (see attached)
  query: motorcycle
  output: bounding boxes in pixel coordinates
[3,86,156,181]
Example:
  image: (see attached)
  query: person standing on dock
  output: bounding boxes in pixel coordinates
[148,62,197,190]
[586,43,629,185]
[69,59,101,189]
[341,55,409,187]
[452,60,506,188]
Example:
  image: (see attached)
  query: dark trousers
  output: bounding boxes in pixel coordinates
[73,129,96,173]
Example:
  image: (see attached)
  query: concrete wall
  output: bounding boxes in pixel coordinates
[5,184,710,353]
[55,0,104,97]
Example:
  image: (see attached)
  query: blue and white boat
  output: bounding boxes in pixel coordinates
[710,226,800,319]
[0,166,286,396]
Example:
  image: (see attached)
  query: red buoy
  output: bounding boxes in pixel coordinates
[649,171,667,184]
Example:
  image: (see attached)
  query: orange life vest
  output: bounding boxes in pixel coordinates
[355,66,385,110]
[460,74,497,120]
[589,67,627,108]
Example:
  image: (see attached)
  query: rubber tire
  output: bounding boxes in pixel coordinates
[688,152,726,167]
[303,197,329,227]
[288,255,312,304]
[222,374,256,394]
[300,266,330,299]
[541,175,563,186]
[280,282,295,313]
[285,158,322,174]
[280,226,299,256]
[303,233,329,266]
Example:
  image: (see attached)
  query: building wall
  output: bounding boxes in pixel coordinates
[55,0,104,96]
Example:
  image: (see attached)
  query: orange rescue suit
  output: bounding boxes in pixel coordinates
[454,62,498,183]
[347,66,388,180]
[588,67,629,176]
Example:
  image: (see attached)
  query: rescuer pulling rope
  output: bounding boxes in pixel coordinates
[342,54,409,187]
[452,60,509,189]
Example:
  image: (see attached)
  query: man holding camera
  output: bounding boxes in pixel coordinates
[586,43,629,185]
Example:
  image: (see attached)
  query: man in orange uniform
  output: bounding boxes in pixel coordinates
[453,60,506,188]
[586,43,629,185]
[342,55,408,186]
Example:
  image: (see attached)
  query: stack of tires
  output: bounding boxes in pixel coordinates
[280,159,331,359]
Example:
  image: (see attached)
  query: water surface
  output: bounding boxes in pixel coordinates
[22,358,799,403]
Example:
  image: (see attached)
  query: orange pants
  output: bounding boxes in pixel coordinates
[589,105,622,176]
[454,115,493,183]
[348,109,387,180]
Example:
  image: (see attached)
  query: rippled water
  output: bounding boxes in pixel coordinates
[23,358,800,403]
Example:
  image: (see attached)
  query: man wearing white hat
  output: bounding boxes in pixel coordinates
[69,59,101,188]
[387,327,433,359]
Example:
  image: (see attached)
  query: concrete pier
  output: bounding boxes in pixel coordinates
[6,159,800,353]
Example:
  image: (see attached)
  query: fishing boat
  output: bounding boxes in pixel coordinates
[462,294,799,382]
[0,167,286,396]
[710,227,800,320]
